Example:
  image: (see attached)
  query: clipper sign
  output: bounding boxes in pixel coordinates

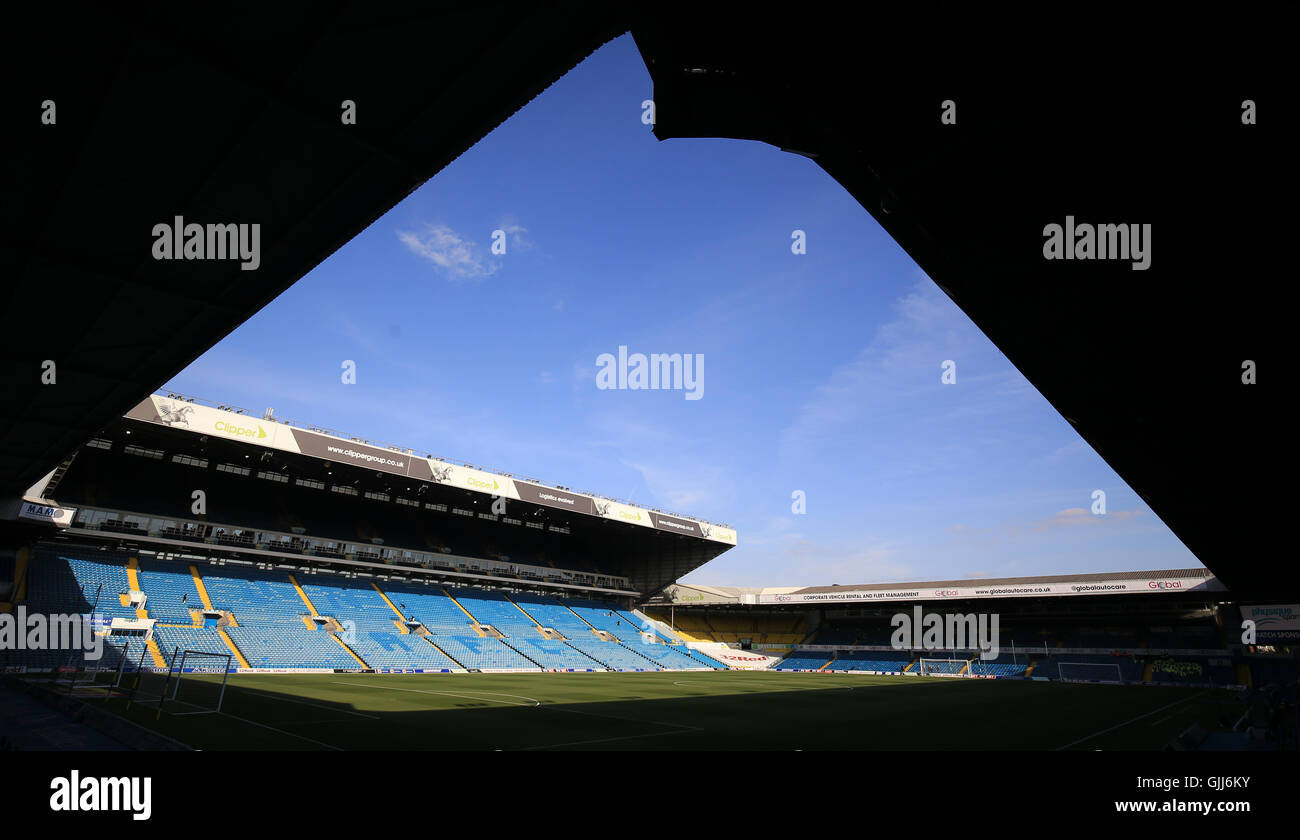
[122,395,737,546]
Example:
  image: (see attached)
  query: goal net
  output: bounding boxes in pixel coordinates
[919,658,968,677]
[1057,661,1124,682]
[84,639,133,693]
[164,650,233,715]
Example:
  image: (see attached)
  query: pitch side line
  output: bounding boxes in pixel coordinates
[520,725,701,750]
[234,686,381,719]
[671,678,853,692]
[329,681,541,707]
[215,711,345,751]
[150,695,345,750]
[1054,689,1210,751]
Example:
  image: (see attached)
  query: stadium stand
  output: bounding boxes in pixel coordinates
[509,593,601,639]
[223,624,359,669]
[774,650,835,671]
[829,651,915,673]
[433,636,539,671]
[1031,654,1143,682]
[967,654,1030,677]
[135,558,206,624]
[565,638,656,671]
[652,609,808,645]
[448,587,542,637]
[25,548,138,620]
[347,632,460,671]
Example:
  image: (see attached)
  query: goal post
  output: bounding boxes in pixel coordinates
[919,658,969,677]
[1057,661,1124,683]
[166,650,233,715]
[86,639,131,695]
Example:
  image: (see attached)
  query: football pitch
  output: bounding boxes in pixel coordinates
[97,671,1233,750]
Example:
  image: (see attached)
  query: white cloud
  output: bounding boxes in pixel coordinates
[622,458,721,512]
[496,222,531,251]
[398,223,498,280]
[1026,506,1147,532]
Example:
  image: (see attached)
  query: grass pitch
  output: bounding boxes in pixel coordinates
[96,671,1232,750]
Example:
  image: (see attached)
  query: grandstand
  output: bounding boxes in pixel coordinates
[0,393,1293,757]
[6,546,725,675]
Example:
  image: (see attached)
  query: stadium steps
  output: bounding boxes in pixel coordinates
[1026,660,1038,676]
[421,637,466,670]
[8,548,30,605]
[288,573,319,615]
[300,615,317,630]
[498,638,544,670]
[562,642,614,671]
[564,644,610,670]
[216,628,252,669]
[371,582,408,621]
[189,565,216,611]
[562,602,602,636]
[443,589,488,636]
[331,633,369,668]
[505,595,547,634]
[124,558,149,619]
[621,642,664,669]
[145,637,168,669]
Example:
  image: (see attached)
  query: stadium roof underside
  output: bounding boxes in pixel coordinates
[1,9,1284,596]
[30,413,730,597]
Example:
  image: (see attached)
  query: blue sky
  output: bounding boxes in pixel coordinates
[167,35,1202,587]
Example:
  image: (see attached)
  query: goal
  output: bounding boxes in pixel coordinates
[85,639,132,693]
[919,658,968,677]
[1057,661,1124,682]
[164,650,233,715]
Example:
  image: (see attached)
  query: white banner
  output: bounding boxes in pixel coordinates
[688,642,781,670]
[18,500,77,527]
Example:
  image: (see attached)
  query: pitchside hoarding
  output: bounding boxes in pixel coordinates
[122,395,735,545]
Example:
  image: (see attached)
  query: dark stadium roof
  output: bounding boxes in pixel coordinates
[1,3,625,501]
[1,8,1286,597]
[42,412,730,596]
